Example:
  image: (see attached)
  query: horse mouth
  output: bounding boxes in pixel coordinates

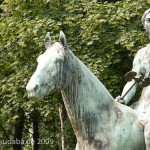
[27,91,41,100]
[27,87,55,100]
[26,86,44,100]
[26,82,57,100]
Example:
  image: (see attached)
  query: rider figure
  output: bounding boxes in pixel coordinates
[116,9,150,150]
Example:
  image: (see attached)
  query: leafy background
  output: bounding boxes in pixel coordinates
[0,0,149,149]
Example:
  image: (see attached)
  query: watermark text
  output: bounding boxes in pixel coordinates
[0,138,54,145]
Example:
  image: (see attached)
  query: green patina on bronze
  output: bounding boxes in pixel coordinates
[27,31,145,150]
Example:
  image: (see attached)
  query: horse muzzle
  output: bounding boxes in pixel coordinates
[26,83,39,99]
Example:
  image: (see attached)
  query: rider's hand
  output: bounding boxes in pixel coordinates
[115,96,125,104]
[115,95,122,102]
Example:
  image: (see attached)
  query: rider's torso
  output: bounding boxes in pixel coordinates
[134,44,150,119]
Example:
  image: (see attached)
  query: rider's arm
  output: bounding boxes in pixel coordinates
[121,80,138,104]
[121,50,143,105]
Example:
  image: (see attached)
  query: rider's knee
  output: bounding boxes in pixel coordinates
[144,122,150,140]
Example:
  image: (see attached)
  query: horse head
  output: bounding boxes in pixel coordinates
[26,31,70,99]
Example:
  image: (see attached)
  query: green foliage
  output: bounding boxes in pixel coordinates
[60,0,149,95]
[0,0,149,149]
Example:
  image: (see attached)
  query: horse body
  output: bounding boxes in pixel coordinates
[26,31,145,150]
[61,51,145,150]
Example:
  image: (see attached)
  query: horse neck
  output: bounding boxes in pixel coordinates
[68,51,113,104]
[61,51,114,138]
[62,50,114,111]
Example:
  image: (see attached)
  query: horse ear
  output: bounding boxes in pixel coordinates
[59,31,67,50]
[44,32,52,49]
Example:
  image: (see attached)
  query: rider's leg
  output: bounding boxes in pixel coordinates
[144,121,150,150]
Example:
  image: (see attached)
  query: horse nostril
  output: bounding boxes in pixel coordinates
[34,84,39,92]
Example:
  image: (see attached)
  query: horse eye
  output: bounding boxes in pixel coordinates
[146,18,150,22]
